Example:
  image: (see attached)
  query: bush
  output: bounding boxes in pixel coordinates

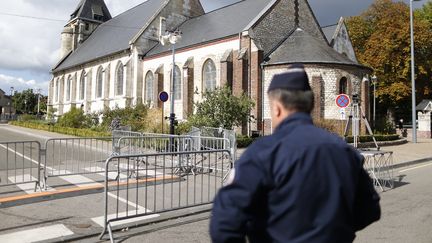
[57,107,92,129]
[18,114,38,122]
[100,104,149,131]
[237,135,259,148]
[10,121,110,137]
[345,134,400,143]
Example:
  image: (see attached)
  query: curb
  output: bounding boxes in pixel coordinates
[391,157,432,170]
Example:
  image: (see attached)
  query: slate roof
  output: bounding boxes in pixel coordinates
[264,28,369,70]
[54,0,167,72]
[321,24,337,44]
[416,100,432,111]
[146,0,272,56]
[70,0,112,22]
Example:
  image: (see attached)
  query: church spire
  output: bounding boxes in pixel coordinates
[70,0,112,23]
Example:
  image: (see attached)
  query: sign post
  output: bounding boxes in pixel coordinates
[159,91,169,133]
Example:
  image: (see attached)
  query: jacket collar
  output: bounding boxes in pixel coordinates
[274,112,313,133]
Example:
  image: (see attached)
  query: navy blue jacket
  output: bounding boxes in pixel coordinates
[210,113,380,243]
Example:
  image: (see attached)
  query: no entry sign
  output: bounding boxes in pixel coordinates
[336,94,350,108]
[159,91,169,103]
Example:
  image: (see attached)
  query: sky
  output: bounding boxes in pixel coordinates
[0,0,427,95]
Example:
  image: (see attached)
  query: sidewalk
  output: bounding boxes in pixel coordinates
[380,138,432,166]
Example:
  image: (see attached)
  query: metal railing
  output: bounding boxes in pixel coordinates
[43,137,113,188]
[99,150,232,242]
[0,141,42,191]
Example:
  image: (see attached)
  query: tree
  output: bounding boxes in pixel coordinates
[346,0,432,120]
[57,107,91,128]
[186,86,255,130]
[12,89,38,114]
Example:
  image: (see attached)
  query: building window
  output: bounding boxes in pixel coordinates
[79,72,86,100]
[172,66,182,100]
[145,71,154,103]
[203,59,217,91]
[339,77,348,94]
[85,23,90,31]
[55,79,60,102]
[96,66,103,98]
[66,76,72,101]
[115,62,124,96]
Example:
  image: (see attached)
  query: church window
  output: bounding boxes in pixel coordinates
[203,59,217,91]
[115,62,124,96]
[96,66,103,98]
[55,79,60,102]
[66,76,72,101]
[85,23,90,31]
[79,72,85,100]
[172,66,182,100]
[339,77,348,94]
[145,71,154,104]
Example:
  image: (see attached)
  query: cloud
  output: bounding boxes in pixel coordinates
[0,74,49,94]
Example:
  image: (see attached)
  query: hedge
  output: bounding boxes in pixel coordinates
[10,121,110,138]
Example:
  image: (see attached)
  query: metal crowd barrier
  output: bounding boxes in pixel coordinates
[0,141,42,191]
[43,137,113,188]
[360,150,394,192]
[99,150,232,242]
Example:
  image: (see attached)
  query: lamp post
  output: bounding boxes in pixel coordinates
[160,30,182,135]
[371,75,377,130]
[410,0,422,143]
[9,87,14,119]
[36,88,41,116]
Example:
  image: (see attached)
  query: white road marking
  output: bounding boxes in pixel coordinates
[8,174,54,194]
[92,210,160,228]
[58,174,101,187]
[117,163,163,176]
[0,224,73,243]
[84,166,128,181]
[0,144,54,171]
[399,162,432,173]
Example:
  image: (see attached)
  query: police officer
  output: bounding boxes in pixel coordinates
[210,65,381,243]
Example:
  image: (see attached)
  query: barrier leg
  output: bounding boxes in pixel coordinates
[108,223,115,243]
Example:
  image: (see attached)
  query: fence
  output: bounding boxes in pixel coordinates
[43,137,113,188]
[197,127,237,160]
[0,141,42,191]
[99,150,232,242]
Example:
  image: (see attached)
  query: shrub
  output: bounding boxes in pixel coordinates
[237,135,259,148]
[100,104,149,131]
[57,107,92,129]
[18,114,38,122]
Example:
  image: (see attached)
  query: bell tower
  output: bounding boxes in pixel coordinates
[60,0,112,58]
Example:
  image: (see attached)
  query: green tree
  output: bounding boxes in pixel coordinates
[12,89,38,114]
[100,104,149,131]
[186,86,255,130]
[346,0,432,119]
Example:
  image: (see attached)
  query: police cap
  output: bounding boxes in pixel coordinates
[268,64,311,92]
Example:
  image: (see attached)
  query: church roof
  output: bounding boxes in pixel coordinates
[54,0,167,72]
[264,28,369,70]
[70,0,112,22]
[321,24,337,44]
[146,0,272,57]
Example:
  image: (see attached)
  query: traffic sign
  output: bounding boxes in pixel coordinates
[340,108,347,120]
[336,94,350,108]
[159,91,169,103]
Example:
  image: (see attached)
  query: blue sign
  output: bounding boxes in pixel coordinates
[159,91,169,103]
[336,94,350,108]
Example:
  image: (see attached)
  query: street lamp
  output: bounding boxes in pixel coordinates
[9,87,14,119]
[371,75,377,129]
[160,30,182,135]
[36,88,42,116]
[410,0,422,143]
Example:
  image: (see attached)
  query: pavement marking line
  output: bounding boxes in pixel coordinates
[107,192,147,211]
[117,163,163,176]
[0,143,54,171]
[0,176,177,204]
[399,162,432,173]
[59,174,101,188]
[83,166,129,181]
[0,224,74,243]
[92,211,160,228]
[8,174,54,194]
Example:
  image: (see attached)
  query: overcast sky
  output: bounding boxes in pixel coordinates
[0,0,427,95]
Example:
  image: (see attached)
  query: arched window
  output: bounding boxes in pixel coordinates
[203,59,217,91]
[115,62,124,96]
[172,66,181,100]
[55,79,60,102]
[79,72,85,100]
[339,77,348,94]
[145,71,154,103]
[96,66,103,98]
[66,75,72,101]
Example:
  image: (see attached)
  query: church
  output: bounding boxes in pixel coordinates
[49,0,371,135]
